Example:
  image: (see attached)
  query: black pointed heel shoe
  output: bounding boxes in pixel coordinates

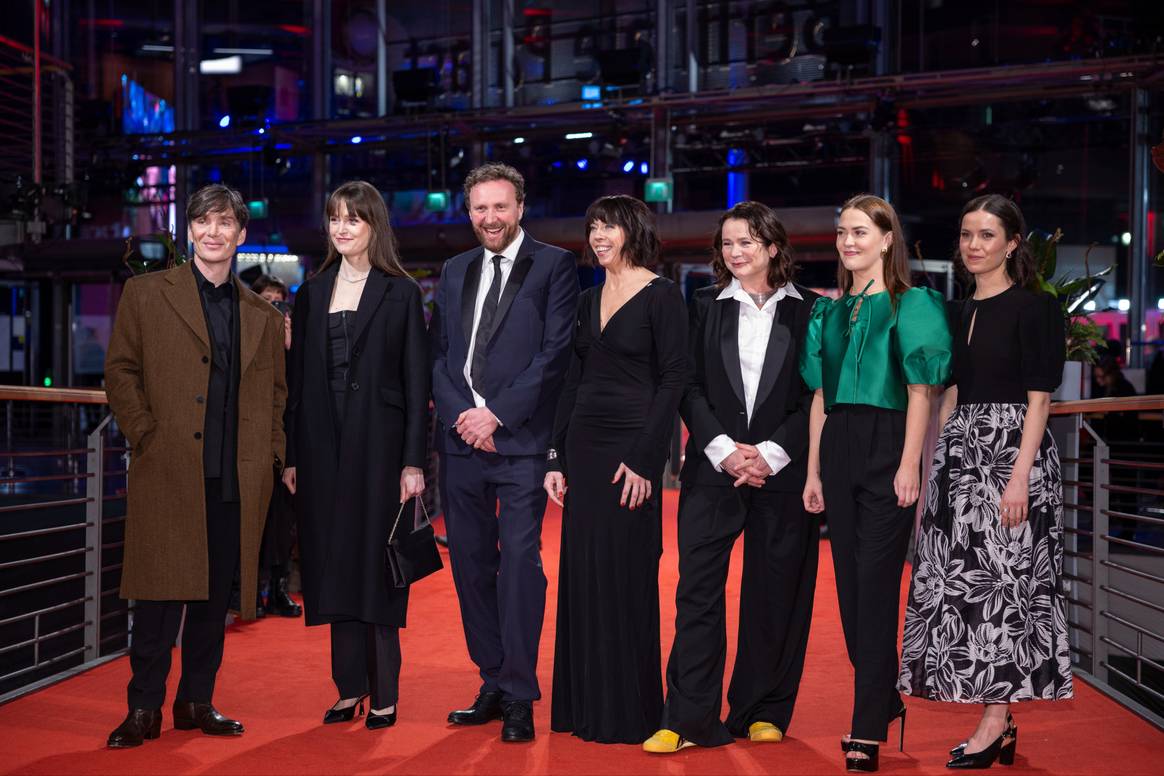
[892,705,907,752]
[365,707,398,730]
[844,740,880,772]
[950,714,1015,758]
[323,695,368,724]
[946,726,1017,769]
[366,705,397,730]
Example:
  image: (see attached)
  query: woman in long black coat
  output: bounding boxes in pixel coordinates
[282,180,429,730]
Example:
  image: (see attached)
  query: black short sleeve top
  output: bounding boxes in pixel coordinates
[951,286,1066,404]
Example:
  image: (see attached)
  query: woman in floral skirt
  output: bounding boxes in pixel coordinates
[898,194,1073,769]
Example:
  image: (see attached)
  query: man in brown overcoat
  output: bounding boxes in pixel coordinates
[103,184,287,747]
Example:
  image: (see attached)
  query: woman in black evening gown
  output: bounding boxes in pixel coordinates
[283,181,429,730]
[898,195,1071,769]
[545,195,688,744]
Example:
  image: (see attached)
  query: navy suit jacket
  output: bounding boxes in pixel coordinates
[430,232,580,457]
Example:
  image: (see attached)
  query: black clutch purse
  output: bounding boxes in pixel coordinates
[385,497,443,588]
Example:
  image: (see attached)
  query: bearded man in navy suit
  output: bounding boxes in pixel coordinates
[430,163,579,742]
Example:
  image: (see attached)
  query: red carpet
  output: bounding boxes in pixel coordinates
[1,489,1159,774]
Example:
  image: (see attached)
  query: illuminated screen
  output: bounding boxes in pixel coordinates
[121,76,175,135]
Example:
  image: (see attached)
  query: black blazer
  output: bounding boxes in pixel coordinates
[284,264,429,626]
[679,283,819,493]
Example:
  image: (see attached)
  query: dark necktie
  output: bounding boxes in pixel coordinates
[471,254,504,392]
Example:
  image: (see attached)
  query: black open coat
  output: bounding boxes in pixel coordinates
[285,264,430,627]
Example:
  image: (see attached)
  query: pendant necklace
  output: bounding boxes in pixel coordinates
[339,262,370,283]
[748,290,775,309]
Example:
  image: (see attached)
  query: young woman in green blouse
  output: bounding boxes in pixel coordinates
[800,194,952,772]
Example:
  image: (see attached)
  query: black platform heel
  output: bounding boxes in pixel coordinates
[844,740,880,772]
[950,714,1015,758]
[323,695,368,724]
[946,725,1017,769]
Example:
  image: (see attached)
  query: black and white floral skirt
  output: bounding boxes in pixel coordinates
[898,402,1074,703]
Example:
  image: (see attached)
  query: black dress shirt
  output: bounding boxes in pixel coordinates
[191,261,241,501]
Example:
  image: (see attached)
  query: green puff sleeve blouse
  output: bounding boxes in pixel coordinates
[799,284,953,412]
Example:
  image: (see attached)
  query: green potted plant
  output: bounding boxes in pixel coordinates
[1028,228,1112,400]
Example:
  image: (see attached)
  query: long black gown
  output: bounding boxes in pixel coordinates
[549,277,688,744]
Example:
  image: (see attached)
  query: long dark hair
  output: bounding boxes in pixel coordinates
[320,181,409,277]
[710,201,796,290]
[956,194,1039,291]
[583,195,661,267]
[836,194,911,305]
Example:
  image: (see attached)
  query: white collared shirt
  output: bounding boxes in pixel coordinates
[704,278,803,478]
[464,229,526,408]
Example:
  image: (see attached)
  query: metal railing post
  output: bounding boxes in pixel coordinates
[1090,426,1110,677]
[83,415,110,659]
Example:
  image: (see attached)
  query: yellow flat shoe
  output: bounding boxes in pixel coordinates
[643,728,696,753]
[748,721,784,743]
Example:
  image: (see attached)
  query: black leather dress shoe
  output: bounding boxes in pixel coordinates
[268,577,303,617]
[501,701,535,742]
[447,691,503,725]
[172,701,245,736]
[107,708,162,748]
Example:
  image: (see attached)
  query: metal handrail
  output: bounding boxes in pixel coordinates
[0,547,93,571]
[0,522,91,541]
[0,398,129,704]
[0,386,107,404]
[0,497,93,514]
[1102,559,1164,588]
[0,448,93,458]
[1050,395,1164,415]
[1051,409,1164,731]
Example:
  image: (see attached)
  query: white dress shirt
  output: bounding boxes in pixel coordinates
[704,278,804,478]
[464,228,526,409]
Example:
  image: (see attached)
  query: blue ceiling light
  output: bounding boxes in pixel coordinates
[576,158,589,170]
[351,135,363,144]
[218,115,231,128]
[639,162,649,175]
[622,160,635,173]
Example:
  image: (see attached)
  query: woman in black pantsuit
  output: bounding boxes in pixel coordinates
[646,202,820,753]
[282,180,429,730]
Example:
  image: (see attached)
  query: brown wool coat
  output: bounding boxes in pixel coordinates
[104,262,286,619]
